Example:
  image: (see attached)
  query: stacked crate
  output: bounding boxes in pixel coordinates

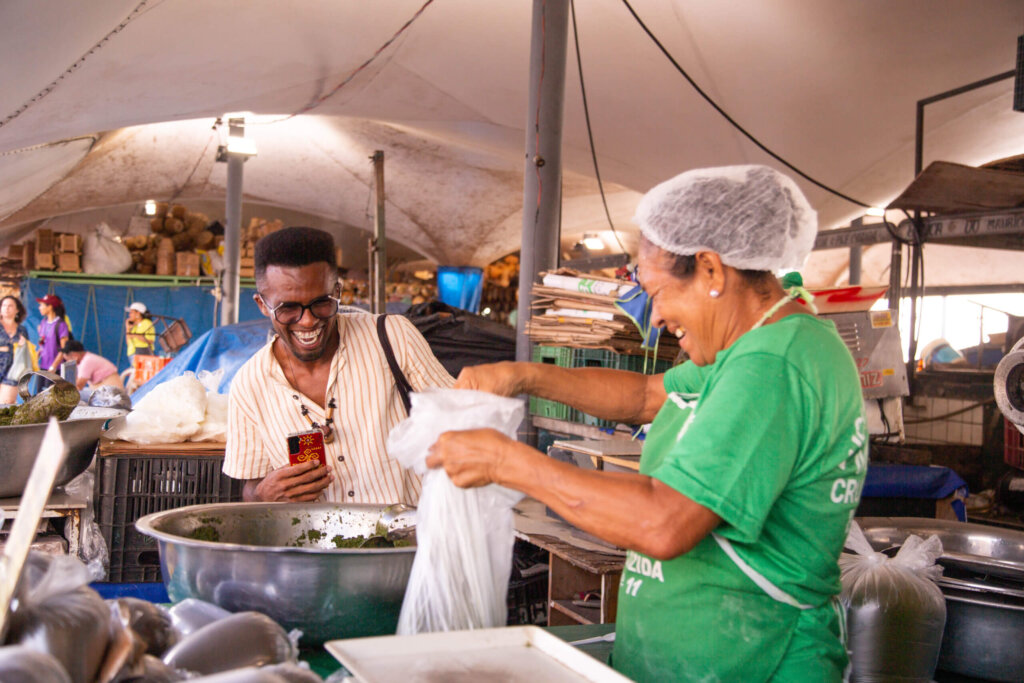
[56,233,83,272]
[528,345,673,429]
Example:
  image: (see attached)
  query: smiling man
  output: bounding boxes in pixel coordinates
[223,226,454,504]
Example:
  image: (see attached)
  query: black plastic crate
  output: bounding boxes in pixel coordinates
[94,452,243,582]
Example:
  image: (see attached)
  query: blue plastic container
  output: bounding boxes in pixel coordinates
[436,266,483,313]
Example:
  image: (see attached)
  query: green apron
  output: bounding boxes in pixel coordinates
[611,393,847,682]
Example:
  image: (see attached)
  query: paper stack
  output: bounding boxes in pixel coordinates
[525,269,676,359]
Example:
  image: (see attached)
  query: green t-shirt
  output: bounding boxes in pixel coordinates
[613,314,867,682]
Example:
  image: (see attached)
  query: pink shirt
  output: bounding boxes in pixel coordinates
[77,352,117,385]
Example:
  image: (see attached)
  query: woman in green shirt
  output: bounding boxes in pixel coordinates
[427,166,866,682]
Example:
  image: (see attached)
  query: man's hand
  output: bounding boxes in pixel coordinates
[248,460,332,502]
[425,428,513,488]
[454,362,527,397]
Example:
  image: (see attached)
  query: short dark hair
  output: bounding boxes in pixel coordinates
[254,227,336,284]
[1,296,27,324]
[62,339,85,354]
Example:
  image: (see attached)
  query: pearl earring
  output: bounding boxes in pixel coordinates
[709,289,720,298]
[674,328,684,339]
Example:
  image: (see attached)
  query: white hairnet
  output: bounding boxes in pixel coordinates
[634,165,817,271]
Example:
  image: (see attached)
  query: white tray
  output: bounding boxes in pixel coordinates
[324,625,630,682]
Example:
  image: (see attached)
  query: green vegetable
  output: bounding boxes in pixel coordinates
[0,405,18,427]
[10,380,80,425]
[188,525,220,542]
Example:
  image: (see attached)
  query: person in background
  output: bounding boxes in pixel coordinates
[427,166,866,682]
[124,301,156,362]
[223,226,454,504]
[60,340,125,393]
[36,294,70,373]
[0,295,30,404]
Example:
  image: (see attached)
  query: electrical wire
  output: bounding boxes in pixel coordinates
[0,1,154,130]
[167,129,217,203]
[618,0,871,209]
[256,0,437,125]
[569,0,628,256]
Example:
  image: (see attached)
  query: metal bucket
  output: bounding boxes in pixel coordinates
[136,502,417,644]
[857,517,1024,681]
[0,417,109,498]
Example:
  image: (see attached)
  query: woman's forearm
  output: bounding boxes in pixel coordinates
[521,363,665,424]
[498,440,718,559]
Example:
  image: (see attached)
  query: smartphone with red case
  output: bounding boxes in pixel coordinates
[287,429,326,466]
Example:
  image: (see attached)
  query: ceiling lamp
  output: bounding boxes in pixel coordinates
[582,233,605,250]
[144,199,157,216]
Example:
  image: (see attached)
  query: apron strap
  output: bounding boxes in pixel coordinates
[376,314,413,414]
[712,533,813,610]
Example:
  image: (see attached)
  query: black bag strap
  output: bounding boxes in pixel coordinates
[376,314,413,414]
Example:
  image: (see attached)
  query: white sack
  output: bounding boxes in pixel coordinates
[82,222,132,274]
[386,388,525,634]
[104,373,207,443]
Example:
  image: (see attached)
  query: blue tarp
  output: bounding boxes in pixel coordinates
[21,278,264,371]
[864,464,969,521]
[130,318,273,403]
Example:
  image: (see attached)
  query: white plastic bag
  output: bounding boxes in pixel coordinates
[104,373,208,443]
[840,522,947,682]
[386,388,525,634]
[82,222,132,274]
[192,392,228,442]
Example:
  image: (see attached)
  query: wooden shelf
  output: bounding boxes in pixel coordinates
[515,499,623,627]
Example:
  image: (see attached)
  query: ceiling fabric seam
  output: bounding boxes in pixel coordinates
[0,0,154,131]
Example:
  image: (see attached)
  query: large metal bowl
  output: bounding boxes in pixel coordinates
[0,416,110,498]
[135,502,417,644]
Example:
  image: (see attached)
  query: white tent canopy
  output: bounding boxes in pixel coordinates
[1,0,1022,284]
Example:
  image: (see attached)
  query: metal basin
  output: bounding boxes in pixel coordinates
[0,416,109,498]
[135,502,417,645]
[857,516,1024,682]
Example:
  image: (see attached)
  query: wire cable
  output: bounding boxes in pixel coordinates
[257,0,437,125]
[618,0,871,209]
[0,1,154,130]
[569,0,628,255]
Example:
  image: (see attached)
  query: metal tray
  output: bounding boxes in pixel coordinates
[325,625,631,682]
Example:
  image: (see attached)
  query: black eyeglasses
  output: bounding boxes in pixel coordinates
[257,293,340,324]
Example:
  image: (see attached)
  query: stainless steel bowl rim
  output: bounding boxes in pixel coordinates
[135,502,415,554]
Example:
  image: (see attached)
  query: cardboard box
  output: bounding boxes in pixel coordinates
[56,233,81,253]
[6,244,24,261]
[36,229,55,254]
[56,253,81,272]
[23,241,36,270]
[35,251,56,270]
[176,251,201,277]
[239,267,255,279]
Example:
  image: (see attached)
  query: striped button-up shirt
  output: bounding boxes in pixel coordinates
[224,313,454,505]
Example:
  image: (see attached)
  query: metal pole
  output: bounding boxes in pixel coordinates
[516,0,569,364]
[372,150,386,315]
[221,117,244,326]
[848,245,862,286]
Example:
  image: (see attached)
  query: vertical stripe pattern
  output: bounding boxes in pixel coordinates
[224,313,454,505]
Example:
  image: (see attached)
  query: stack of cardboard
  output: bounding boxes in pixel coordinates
[525,269,675,359]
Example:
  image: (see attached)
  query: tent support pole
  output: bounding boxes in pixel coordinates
[221,117,245,326]
[515,0,569,444]
[372,150,386,315]
[517,0,569,364]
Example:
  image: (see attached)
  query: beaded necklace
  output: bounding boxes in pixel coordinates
[279,344,337,444]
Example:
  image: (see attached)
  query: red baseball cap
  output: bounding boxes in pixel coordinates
[35,294,63,307]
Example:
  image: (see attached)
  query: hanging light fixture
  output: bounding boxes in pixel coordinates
[582,233,605,250]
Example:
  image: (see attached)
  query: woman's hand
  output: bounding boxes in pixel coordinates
[454,362,526,397]
[426,428,513,488]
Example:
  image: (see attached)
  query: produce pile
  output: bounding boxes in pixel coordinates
[0,379,79,426]
[0,552,324,682]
